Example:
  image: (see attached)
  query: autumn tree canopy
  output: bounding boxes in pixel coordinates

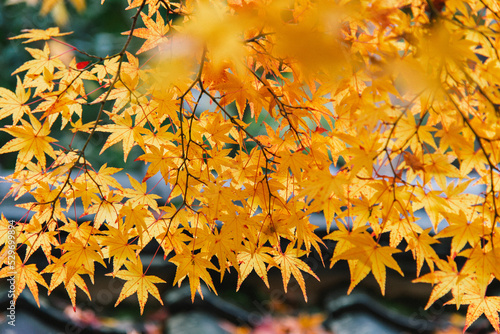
[1,0,500,331]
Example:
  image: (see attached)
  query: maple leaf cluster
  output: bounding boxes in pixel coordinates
[1,0,500,331]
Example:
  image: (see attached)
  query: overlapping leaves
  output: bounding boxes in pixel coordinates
[1,0,500,330]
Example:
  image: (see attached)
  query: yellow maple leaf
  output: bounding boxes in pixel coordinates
[0,113,57,170]
[58,237,106,284]
[99,225,140,275]
[279,149,310,182]
[58,220,93,243]
[112,258,165,315]
[185,0,248,72]
[41,0,86,16]
[119,202,150,236]
[237,241,276,290]
[405,228,439,277]
[438,211,486,255]
[12,42,65,77]
[413,257,470,309]
[424,153,461,191]
[332,234,403,295]
[42,258,91,310]
[91,56,120,83]
[9,27,72,44]
[202,113,237,146]
[0,76,31,124]
[293,214,324,255]
[324,223,365,269]
[216,73,256,120]
[273,244,319,302]
[137,144,176,182]
[86,163,124,192]
[96,111,142,162]
[459,245,500,292]
[92,73,138,111]
[88,191,123,229]
[22,218,59,262]
[72,179,100,212]
[170,249,218,301]
[196,225,241,281]
[156,220,191,259]
[123,173,161,212]
[0,255,48,307]
[445,279,500,333]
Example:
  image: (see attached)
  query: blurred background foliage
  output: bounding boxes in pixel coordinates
[0,0,132,89]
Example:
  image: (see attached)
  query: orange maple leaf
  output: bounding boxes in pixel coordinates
[122,12,170,54]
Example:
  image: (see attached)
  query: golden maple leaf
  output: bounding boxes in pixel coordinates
[9,27,72,44]
[0,113,57,170]
[112,258,165,315]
